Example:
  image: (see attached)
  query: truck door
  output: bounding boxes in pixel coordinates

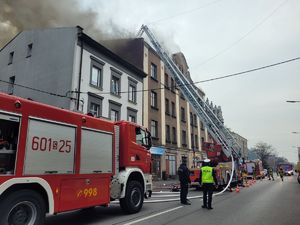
[59,127,113,211]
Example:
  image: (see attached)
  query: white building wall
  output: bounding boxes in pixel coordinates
[73,46,143,124]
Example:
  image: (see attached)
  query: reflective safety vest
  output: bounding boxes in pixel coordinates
[201,166,214,183]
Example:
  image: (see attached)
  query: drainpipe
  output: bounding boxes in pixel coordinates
[77,28,84,111]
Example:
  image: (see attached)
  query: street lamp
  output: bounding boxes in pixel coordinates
[286,100,300,103]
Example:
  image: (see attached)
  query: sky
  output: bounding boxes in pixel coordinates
[1,0,299,163]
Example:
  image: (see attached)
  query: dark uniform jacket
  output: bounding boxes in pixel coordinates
[178,163,191,184]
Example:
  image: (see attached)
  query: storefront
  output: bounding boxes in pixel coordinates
[150,146,165,180]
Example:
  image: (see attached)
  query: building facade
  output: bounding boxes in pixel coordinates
[231,131,248,160]
[0,27,146,123]
[104,39,209,179]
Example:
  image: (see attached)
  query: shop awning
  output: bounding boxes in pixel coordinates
[150,146,165,155]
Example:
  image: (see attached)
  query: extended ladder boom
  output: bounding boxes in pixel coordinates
[138,25,240,158]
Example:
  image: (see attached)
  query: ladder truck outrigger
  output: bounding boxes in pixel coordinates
[138,25,241,190]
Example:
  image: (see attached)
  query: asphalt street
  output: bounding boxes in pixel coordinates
[45,175,300,225]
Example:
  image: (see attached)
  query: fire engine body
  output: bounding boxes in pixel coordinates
[0,92,152,224]
[190,142,240,189]
[244,160,264,179]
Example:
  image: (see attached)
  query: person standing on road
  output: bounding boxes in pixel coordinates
[178,157,191,205]
[199,159,218,210]
[279,167,284,181]
[267,167,274,181]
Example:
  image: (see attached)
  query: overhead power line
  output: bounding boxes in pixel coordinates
[148,0,224,25]
[195,56,300,84]
[194,0,290,68]
[1,56,299,98]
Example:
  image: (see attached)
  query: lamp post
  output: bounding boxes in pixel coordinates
[286,100,300,103]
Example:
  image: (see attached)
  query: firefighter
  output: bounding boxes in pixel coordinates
[178,157,191,205]
[267,167,274,181]
[199,159,218,210]
[279,167,284,181]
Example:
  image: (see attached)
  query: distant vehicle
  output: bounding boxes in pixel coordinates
[263,169,268,177]
[245,160,264,179]
[278,163,294,176]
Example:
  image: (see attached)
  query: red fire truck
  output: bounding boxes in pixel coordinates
[0,92,153,225]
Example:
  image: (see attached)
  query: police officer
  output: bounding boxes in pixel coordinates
[199,159,218,210]
[178,157,191,205]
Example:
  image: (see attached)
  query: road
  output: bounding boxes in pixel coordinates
[45,175,300,225]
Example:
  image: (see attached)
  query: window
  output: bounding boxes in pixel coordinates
[8,76,15,95]
[181,107,186,122]
[8,52,14,65]
[182,130,187,146]
[110,109,119,121]
[151,120,158,138]
[90,103,100,117]
[165,73,169,89]
[190,112,193,126]
[171,102,176,117]
[91,66,102,87]
[166,125,171,143]
[127,107,137,123]
[109,100,121,121]
[194,115,197,127]
[111,76,120,96]
[111,68,122,97]
[90,56,104,89]
[150,63,157,80]
[165,98,170,115]
[88,93,103,117]
[26,43,33,57]
[172,127,177,144]
[201,121,204,131]
[151,91,158,108]
[136,127,149,146]
[191,134,194,148]
[128,84,136,103]
[195,135,199,148]
[128,115,136,123]
[128,77,137,103]
[171,78,175,92]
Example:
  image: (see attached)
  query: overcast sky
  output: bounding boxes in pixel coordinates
[80,0,300,163]
[1,0,299,163]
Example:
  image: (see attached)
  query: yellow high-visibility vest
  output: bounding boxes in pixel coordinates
[201,166,214,183]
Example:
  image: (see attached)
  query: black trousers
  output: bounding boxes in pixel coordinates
[180,183,189,203]
[202,183,214,207]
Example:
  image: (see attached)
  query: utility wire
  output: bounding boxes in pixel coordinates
[0,79,75,100]
[194,0,289,68]
[1,56,299,97]
[148,0,224,25]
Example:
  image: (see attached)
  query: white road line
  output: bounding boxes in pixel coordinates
[122,206,183,225]
[152,194,180,197]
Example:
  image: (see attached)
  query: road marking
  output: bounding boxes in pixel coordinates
[123,206,183,225]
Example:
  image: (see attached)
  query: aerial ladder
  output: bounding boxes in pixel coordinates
[137,25,241,188]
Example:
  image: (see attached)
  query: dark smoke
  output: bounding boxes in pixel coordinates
[0,0,134,48]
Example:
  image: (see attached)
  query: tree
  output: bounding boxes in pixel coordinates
[252,142,275,168]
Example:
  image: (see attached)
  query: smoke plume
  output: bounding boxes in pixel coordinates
[0,0,133,48]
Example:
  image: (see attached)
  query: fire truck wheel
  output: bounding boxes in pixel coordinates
[120,180,144,214]
[0,190,46,225]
